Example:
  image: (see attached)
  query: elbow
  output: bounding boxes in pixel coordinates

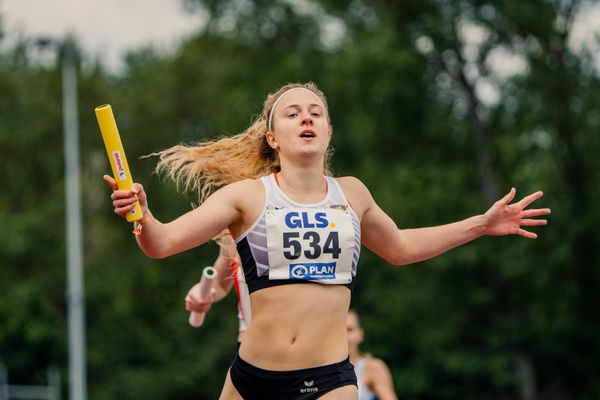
[143,250,166,260]
[383,236,413,266]
[387,253,411,267]
[387,246,420,266]
[137,233,175,260]
[141,246,170,260]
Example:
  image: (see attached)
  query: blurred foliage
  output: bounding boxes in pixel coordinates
[1,0,599,399]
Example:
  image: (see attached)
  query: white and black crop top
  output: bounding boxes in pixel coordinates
[235,174,361,294]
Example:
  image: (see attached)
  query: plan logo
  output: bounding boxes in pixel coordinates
[289,263,336,280]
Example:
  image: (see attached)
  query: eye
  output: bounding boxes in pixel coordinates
[287,113,298,118]
[311,112,321,117]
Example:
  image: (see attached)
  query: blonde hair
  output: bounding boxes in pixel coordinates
[153,82,333,203]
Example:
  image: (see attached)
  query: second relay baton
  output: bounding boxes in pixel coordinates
[94,104,143,222]
[189,266,218,328]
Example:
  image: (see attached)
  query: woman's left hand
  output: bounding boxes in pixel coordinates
[185,284,217,313]
[483,188,551,239]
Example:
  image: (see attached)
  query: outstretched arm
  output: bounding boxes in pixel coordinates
[103,175,244,259]
[354,179,551,266]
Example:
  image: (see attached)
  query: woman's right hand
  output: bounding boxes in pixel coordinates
[103,175,149,219]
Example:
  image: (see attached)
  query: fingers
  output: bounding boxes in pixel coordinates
[107,181,145,200]
[488,188,549,239]
[112,197,138,208]
[107,181,147,218]
[131,183,144,197]
[185,294,213,313]
[111,189,138,216]
[518,191,544,209]
[185,302,212,313]
[103,175,118,190]
[498,187,516,206]
[522,208,552,218]
[517,228,538,239]
[185,286,216,313]
[131,183,148,207]
[520,218,547,227]
[113,201,137,216]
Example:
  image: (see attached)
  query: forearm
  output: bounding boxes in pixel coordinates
[110,179,245,260]
[135,204,229,258]
[134,211,174,258]
[213,251,234,300]
[213,283,230,302]
[394,214,487,265]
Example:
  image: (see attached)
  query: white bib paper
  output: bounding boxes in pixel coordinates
[266,207,355,283]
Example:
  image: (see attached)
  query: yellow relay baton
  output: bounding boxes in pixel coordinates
[95,104,143,222]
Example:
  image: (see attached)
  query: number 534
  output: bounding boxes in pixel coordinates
[282,231,341,260]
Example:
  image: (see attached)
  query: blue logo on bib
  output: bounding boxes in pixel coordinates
[284,212,329,229]
[289,263,336,280]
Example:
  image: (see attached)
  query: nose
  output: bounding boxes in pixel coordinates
[301,110,313,126]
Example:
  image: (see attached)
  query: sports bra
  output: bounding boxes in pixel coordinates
[235,174,361,294]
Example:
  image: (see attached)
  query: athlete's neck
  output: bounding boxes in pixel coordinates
[276,165,327,203]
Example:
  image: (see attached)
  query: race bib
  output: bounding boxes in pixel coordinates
[266,207,355,283]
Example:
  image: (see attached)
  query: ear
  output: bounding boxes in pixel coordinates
[266,131,279,151]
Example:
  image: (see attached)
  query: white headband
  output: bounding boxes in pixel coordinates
[267,87,304,131]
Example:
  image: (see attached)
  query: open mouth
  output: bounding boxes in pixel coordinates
[300,130,316,138]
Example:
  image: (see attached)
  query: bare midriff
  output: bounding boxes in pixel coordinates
[239,283,351,371]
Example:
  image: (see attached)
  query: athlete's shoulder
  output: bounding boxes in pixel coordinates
[209,178,265,210]
[365,357,392,375]
[334,176,370,192]
[226,177,264,189]
[219,178,265,197]
[333,176,372,215]
[219,178,267,235]
[335,175,368,193]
